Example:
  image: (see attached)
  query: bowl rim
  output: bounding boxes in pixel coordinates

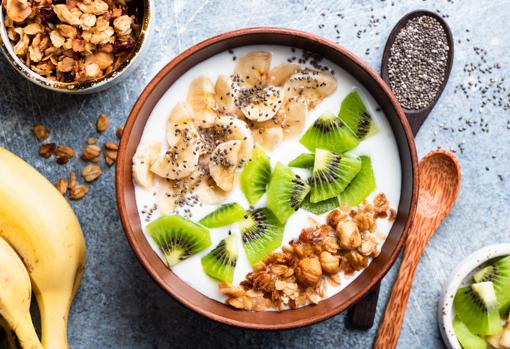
[439,243,510,349]
[0,0,153,93]
[115,26,419,330]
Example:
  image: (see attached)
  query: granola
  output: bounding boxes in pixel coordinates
[220,194,394,311]
[2,0,142,83]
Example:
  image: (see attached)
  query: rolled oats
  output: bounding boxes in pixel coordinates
[69,184,88,200]
[81,164,102,182]
[81,144,101,161]
[96,113,108,132]
[33,123,49,141]
[116,127,123,139]
[54,178,68,195]
[39,142,56,158]
[55,145,75,158]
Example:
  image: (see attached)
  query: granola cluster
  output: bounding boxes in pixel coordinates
[2,0,141,83]
[220,193,395,311]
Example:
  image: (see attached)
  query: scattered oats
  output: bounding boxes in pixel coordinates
[96,113,109,132]
[68,171,77,189]
[69,184,89,200]
[55,145,75,158]
[33,124,49,141]
[81,145,101,161]
[116,127,124,139]
[39,143,56,158]
[54,178,68,195]
[81,164,102,182]
[56,155,70,165]
[104,141,119,150]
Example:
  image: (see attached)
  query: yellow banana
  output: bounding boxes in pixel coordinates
[0,237,42,349]
[0,147,86,349]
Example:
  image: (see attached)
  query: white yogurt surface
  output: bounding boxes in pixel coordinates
[134,45,402,307]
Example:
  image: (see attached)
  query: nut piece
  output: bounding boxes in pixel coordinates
[319,251,340,274]
[358,233,380,257]
[336,221,361,250]
[33,124,49,141]
[295,257,322,287]
[81,164,102,182]
[54,178,68,195]
[96,113,109,132]
[345,251,369,271]
[81,145,101,161]
[69,184,89,200]
[374,193,389,214]
[327,209,342,228]
[39,143,56,158]
[55,145,75,158]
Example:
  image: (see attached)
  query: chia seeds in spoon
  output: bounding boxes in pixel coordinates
[387,15,450,110]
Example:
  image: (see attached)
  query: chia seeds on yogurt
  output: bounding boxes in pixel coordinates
[387,15,450,110]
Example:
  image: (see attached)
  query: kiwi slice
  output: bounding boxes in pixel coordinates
[308,148,361,203]
[267,163,310,223]
[201,234,238,283]
[338,90,377,139]
[301,194,339,215]
[340,155,376,207]
[240,146,271,205]
[473,256,510,315]
[239,208,284,266]
[288,153,315,168]
[147,215,211,267]
[199,203,247,228]
[452,318,488,349]
[454,281,503,336]
[300,111,359,153]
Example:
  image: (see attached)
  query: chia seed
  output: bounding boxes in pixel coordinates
[387,15,450,110]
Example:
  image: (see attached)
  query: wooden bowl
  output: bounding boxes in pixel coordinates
[116,27,418,330]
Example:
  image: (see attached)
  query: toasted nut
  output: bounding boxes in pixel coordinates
[33,124,49,141]
[81,164,102,182]
[96,113,108,132]
[104,141,118,150]
[345,251,369,271]
[39,143,56,158]
[69,184,89,200]
[68,171,77,189]
[54,178,68,195]
[327,209,342,228]
[295,257,322,287]
[55,145,75,158]
[81,145,101,161]
[374,193,389,213]
[319,251,340,274]
[116,127,123,139]
[56,155,70,165]
[336,221,361,250]
[358,233,379,257]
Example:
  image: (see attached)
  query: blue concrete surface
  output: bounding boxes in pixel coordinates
[1,0,509,348]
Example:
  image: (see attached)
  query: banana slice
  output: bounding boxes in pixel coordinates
[240,86,284,122]
[235,51,271,87]
[214,74,240,114]
[195,175,229,205]
[282,100,307,139]
[252,125,283,151]
[187,76,217,128]
[214,116,254,165]
[283,69,337,109]
[132,141,162,189]
[150,137,199,180]
[268,63,301,86]
[154,178,178,214]
[209,140,242,191]
[166,102,195,147]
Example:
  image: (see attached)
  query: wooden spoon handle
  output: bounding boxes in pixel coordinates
[373,213,430,349]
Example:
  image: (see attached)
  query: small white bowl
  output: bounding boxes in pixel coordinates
[0,0,153,94]
[439,244,510,349]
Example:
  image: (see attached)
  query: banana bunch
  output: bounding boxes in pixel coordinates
[0,147,87,349]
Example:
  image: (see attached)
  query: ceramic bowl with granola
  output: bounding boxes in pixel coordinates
[0,0,152,93]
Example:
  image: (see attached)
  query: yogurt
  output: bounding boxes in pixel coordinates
[134,45,402,306]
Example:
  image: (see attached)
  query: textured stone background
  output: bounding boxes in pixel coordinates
[1,0,509,348]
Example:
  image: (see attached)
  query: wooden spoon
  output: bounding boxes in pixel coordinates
[373,149,461,348]
[347,9,454,330]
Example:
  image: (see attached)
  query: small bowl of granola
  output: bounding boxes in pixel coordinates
[0,0,152,93]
